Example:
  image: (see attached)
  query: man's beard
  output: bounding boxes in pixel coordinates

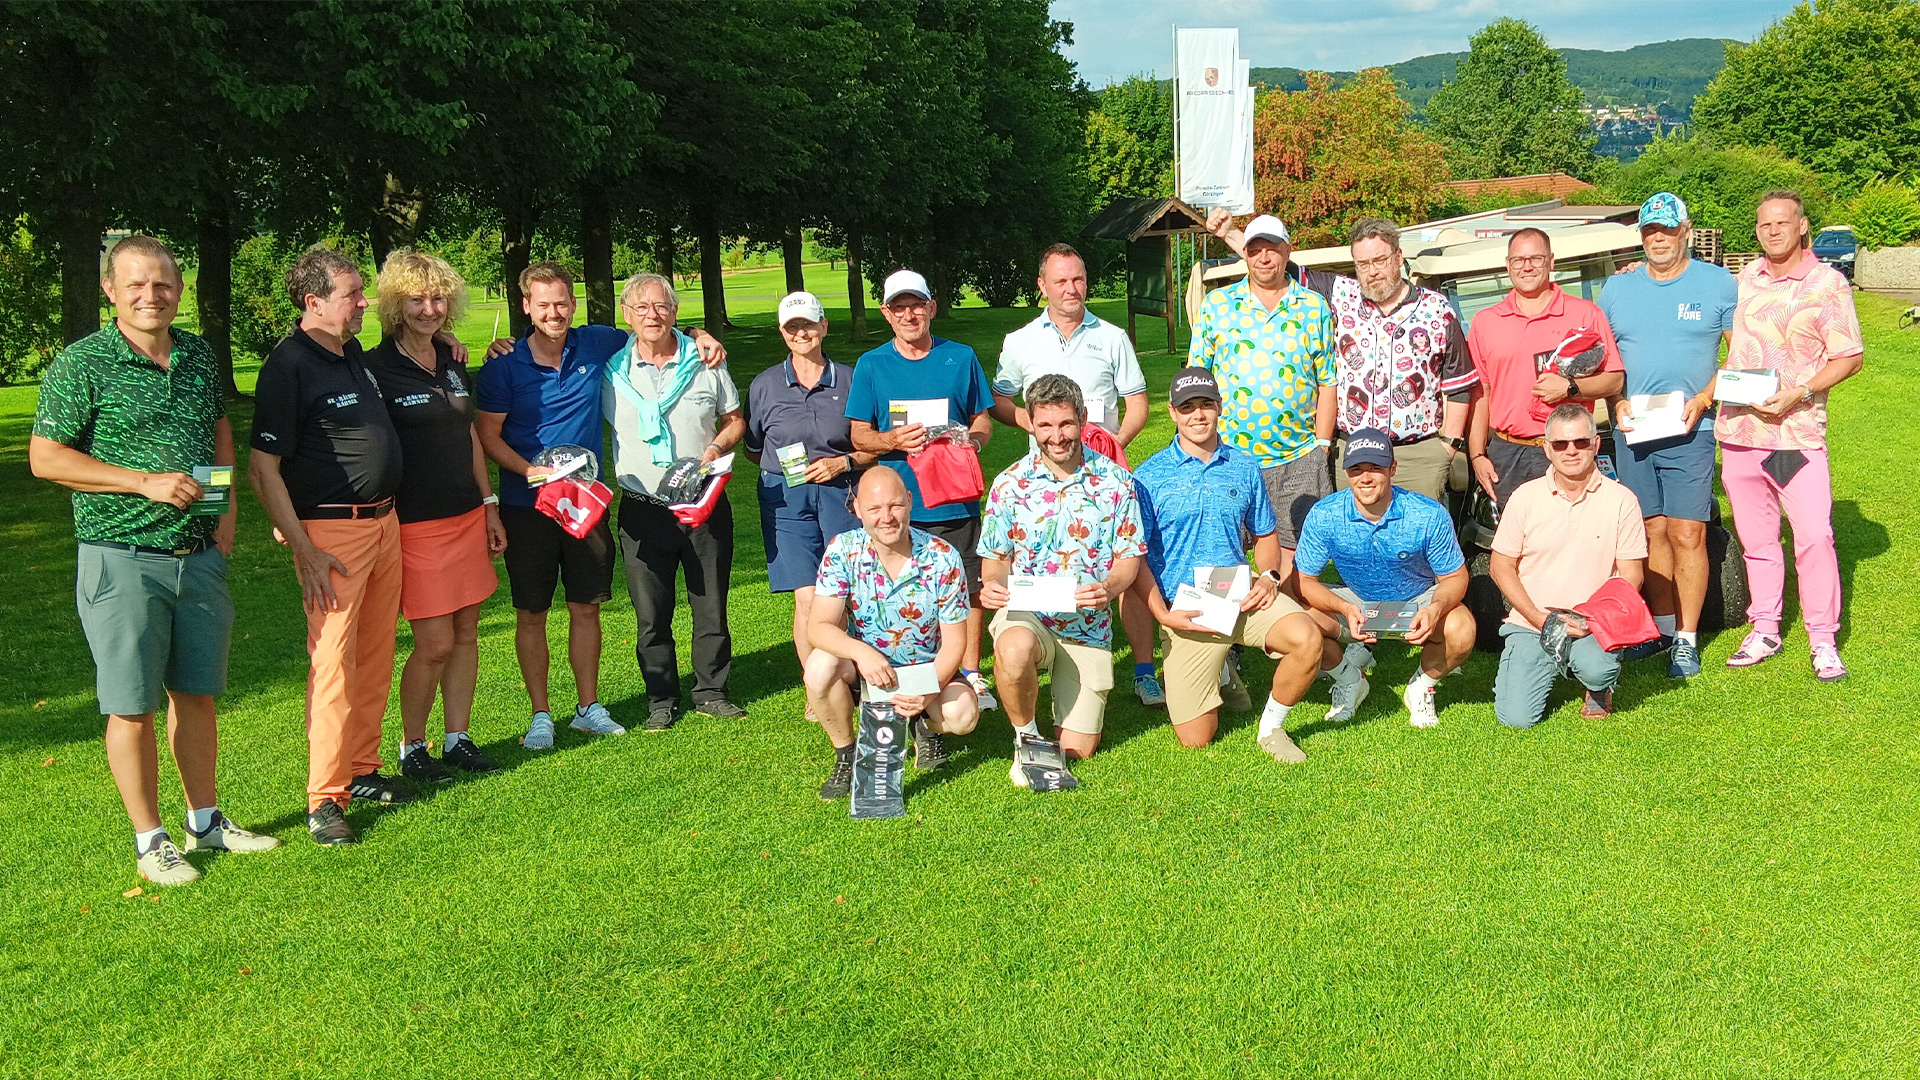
[1360,276,1403,305]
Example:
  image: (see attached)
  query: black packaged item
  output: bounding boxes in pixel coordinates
[1013,734,1079,793]
[851,699,908,819]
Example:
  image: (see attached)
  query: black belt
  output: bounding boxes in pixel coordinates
[300,500,395,520]
[82,537,213,558]
[1342,431,1440,447]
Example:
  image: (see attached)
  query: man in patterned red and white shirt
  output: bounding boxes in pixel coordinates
[1715,189,1864,681]
[1205,211,1477,502]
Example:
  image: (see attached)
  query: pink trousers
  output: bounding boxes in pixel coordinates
[1720,443,1841,640]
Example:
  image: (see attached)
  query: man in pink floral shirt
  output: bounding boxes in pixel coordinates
[979,375,1145,767]
[1715,190,1864,681]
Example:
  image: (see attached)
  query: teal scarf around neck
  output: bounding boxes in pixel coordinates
[606,332,702,466]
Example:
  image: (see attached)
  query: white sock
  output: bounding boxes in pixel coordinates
[1257,697,1291,738]
[1410,670,1439,693]
[1013,719,1041,740]
[1675,630,1698,647]
[186,805,218,835]
[445,731,473,754]
[135,826,168,854]
[1654,614,1677,637]
[401,739,428,756]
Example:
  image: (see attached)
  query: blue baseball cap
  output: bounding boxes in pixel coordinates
[1638,192,1690,229]
[1343,427,1394,470]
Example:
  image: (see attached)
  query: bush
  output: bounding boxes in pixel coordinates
[0,218,60,385]
[1604,135,1832,251]
[231,234,298,361]
[1847,178,1920,250]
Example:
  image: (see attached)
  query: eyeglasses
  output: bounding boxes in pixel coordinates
[885,301,930,315]
[624,302,674,316]
[1548,438,1595,451]
[1505,254,1551,268]
[1353,253,1399,272]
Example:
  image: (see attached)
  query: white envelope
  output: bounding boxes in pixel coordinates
[861,662,942,702]
[1620,392,1690,445]
[1714,369,1779,407]
[1173,583,1243,637]
[1007,574,1080,613]
[889,398,950,429]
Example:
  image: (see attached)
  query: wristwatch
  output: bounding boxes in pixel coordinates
[1261,569,1285,586]
[1564,376,1580,400]
[1445,436,1468,453]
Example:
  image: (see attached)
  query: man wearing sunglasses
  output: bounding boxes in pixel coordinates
[1488,404,1648,727]
[1467,229,1625,506]
[845,270,998,709]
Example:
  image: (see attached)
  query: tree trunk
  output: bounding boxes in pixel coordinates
[580,182,615,326]
[370,171,428,267]
[196,201,238,398]
[783,223,806,295]
[58,195,104,344]
[845,228,868,342]
[654,227,675,281]
[502,201,534,338]
[695,204,726,340]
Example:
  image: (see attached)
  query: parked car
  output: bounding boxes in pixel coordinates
[1813,225,1857,279]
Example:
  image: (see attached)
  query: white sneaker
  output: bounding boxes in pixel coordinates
[1404,680,1439,729]
[966,671,998,711]
[570,701,628,736]
[524,711,556,750]
[183,811,283,853]
[1133,673,1167,707]
[136,837,201,887]
[1325,664,1371,725]
[1258,725,1307,764]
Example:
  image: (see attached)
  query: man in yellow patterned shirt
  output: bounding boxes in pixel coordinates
[1715,189,1864,681]
[1187,214,1336,584]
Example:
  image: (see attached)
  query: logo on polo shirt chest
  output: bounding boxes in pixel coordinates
[396,392,433,408]
[1677,302,1702,322]
[325,391,361,409]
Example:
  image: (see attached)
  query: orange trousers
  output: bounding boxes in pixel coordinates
[303,515,402,810]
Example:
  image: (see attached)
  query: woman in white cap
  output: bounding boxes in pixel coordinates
[743,291,875,707]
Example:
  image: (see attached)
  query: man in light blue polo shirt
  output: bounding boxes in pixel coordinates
[1294,428,1476,729]
[1600,192,1739,679]
[1132,370,1349,763]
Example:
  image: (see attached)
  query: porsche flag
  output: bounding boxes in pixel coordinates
[1176,28,1246,208]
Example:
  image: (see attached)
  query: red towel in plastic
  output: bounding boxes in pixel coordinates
[669,469,732,529]
[535,477,614,539]
[1082,422,1129,472]
[1574,576,1660,652]
[906,440,984,509]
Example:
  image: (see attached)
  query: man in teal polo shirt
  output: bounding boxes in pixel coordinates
[29,235,281,887]
[1187,214,1337,585]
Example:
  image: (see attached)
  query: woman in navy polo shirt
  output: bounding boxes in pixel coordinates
[743,292,874,702]
[369,250,507,781]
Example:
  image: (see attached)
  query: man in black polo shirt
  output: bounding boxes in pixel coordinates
[248,247,410,846]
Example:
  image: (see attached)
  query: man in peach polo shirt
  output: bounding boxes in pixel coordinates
[1715,189,1864,681]
[1467,229,1625,506]
[1488,404,1648,727]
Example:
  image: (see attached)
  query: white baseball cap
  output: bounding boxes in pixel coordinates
[882,269,932,305]
[777,291,825,326]
[1243,214,1291,245]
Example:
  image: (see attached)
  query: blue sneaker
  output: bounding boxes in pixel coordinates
[1133,673,1166,708]
[1668,640,1702,678]
[523,711,556,750]
[1620,634,1674,662]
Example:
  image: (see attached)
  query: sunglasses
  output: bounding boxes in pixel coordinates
[1548,438,1595,451]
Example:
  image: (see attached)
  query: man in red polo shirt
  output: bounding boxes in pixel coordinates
[1467,229,1625,506]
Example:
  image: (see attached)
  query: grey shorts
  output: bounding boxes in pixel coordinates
[75,542,234,715]
[1261,449,1333,549]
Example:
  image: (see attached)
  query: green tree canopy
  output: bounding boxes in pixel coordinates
[1422,18,1597,180]
[1692,0,1920,193]
[1604,134,1833,250]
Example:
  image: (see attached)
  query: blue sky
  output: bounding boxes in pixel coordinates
[1054,0,1801,87]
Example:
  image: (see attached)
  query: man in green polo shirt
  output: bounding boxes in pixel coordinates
[29,235,281,887]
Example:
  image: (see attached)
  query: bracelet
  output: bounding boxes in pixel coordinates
[1314,437,1332,450]
[481,494,499,506]
[1800,384,1814,402]
[843,455,855,471]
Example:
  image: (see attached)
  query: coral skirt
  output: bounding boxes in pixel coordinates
[398,505,499,620]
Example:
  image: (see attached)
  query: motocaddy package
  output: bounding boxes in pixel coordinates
[905,423,984,509]
[850,696,908,819]
[529,444,614,538]
[1528,327,1608,424]
[1011,734,1079,793]
[654,454,735,529]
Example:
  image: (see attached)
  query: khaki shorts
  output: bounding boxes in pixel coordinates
[988,610,1115,735]
[1160,591,1308,725]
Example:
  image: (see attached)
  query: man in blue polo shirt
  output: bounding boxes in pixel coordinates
[1132,370,1350,763]
[1294,429,1476,729]
[475,262,724,748]
[1600,192,1739,679]
[845,269,998,708]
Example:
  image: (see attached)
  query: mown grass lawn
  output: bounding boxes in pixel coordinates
[1,286,1915,1079]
